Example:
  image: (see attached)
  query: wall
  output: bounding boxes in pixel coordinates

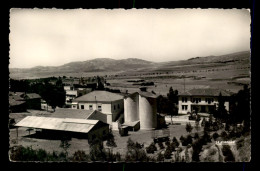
[87,122,109,144]
[111,99,124,122]
[124,93,139,123]
[139,95,157,130]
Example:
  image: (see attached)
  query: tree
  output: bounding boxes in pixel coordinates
[167,87,179,124]
[214,93,228,120]
[172,137,180,147]
[59,138,71,160]
[106,128,117,148]
[185,122,193,134]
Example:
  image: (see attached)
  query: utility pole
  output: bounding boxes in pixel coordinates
[183,75,186,92]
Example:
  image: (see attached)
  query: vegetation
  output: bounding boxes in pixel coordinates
[106,128,117,147]
[185,122,193,133]
[146,142,157,154]
[59,138,71,160]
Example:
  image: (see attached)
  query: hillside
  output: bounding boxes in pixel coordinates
[9,51,250,79]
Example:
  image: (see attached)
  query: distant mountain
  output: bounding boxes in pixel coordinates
[9,51,250,79]
[10,58,156,76]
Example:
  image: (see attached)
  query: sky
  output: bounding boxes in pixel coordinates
[9,9,251,68]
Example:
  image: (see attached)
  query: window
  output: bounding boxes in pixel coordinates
[114,105,116,110]
[182,97,187,103]
[81,105,84,109]
[89,105,93,110]
[118,104,120,109]
[98,105,102,111]
[182,105,188,111]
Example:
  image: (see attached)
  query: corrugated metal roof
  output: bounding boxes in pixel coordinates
[73,91,123,102]
[15,116,100,133]
[50,108,94,119]
[179,88,233,96]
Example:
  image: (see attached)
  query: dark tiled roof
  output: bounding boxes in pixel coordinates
[87,110,107,123]
[179,88,233,97]
[73,91,123,102]
[9,99,26,106]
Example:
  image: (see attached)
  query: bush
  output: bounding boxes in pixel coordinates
[201,118,206,127]
[186,122,193,133]
[222,145,235,162]
[172,137,180,147]
[71,150,90,161]
[146,142,157,154]
[165,140,170,147]
[164,147,172,159]
[221,131,228,141]
[201,131,211,145]
[191,140,203,162]
[212,132,219,141]
[157,152,164,161]
[194,133,200,139]
[127,138,135,149]
[158,141,165,149]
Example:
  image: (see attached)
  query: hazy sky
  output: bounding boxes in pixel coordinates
[9,9,250,68]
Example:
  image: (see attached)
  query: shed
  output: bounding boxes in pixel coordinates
[15,116,109,143]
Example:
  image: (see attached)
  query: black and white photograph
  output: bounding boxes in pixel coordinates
[9,8,251,163]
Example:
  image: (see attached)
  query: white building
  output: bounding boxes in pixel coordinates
[64,85,91,106]
[178,88,232,114]
[72,91,124,125]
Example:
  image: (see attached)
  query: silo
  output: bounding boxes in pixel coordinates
[124,93,139,123]
[139,95,157,130]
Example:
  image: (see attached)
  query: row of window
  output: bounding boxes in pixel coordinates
[81,104,102,111]
[182,97,215,104]
[80,104,121,111]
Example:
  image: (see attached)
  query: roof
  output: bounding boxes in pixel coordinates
[73,91,123,102]
[9,92,25,101]
[15,116,101,133]
[87,110,107,123]
[25,93,41,99]
[125,91,158,99]
[122,120,140,127]
[9,99,26,106]
[178,89,233,97]
[49,108,94,119]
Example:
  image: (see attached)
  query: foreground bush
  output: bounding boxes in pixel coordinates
[10,146,61,161]
[146,142,157,154]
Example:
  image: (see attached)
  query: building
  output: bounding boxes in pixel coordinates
[72,91,124,125]
[178,88,232,114]
[9,92,26,113]
[23,93,41,110]
[64,84,92,106]
[15,116,109,143]
[123,88,158,130]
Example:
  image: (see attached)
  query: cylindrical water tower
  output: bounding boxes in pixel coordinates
[124,93,139,123]
[139,95,157,130]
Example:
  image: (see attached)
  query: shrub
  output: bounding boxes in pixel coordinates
[191,140,203,162]
[157,152,164,161]
[71,150,90,161]
[222,145,235,162]
[186,122,193,133]
[172,137,180,147]
[201,131,211,144]
[158,141,165,149]
[146,142,157,154]
[194,133,200,140]
[165,140,170,147]
[201,118,206,127]
[164,147,172,159]
[220,131,228,141]
[212,132,219,141]
[127,138,135,149]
